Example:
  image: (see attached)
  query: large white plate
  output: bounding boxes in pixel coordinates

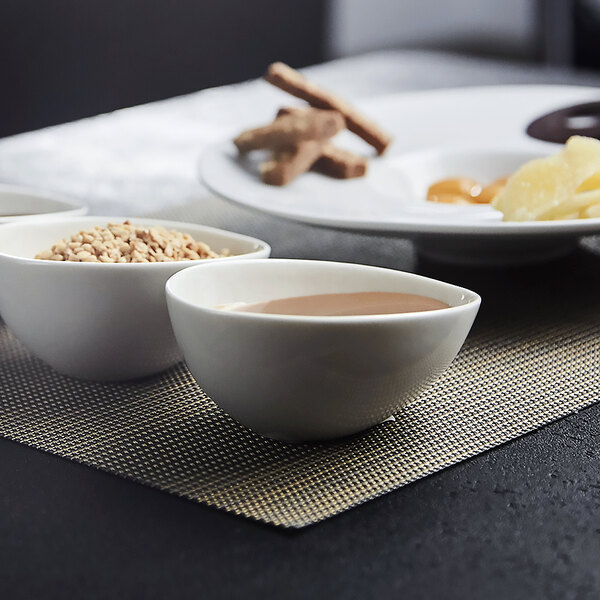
[201,85,600,264]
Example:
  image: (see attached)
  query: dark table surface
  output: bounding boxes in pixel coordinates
[2,51,600,599]
[3,397,600,600]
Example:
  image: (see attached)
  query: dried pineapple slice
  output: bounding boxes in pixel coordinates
[577,171,600,193]
[537,189,600,220]
[583,202,600,218]
[492,136,600,221]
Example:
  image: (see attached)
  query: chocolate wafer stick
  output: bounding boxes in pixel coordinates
[276,106,305,119]
[234,109,344,153]
[314,145,368,179]
[266,62,392,155]
[277,108,368,179]
[260,140,325,186]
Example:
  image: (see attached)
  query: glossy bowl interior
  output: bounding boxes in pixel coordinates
[166,259,480,441]
[0,217,271,381]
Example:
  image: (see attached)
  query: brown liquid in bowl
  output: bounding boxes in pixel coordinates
[227,291,449,316]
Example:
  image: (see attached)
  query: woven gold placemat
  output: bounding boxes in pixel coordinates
[1,280,599,527]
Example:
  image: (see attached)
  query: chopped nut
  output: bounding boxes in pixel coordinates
[35,221,230,263]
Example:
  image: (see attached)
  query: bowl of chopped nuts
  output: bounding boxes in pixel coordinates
[0,217,270,380]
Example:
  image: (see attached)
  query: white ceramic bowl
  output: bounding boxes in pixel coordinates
[0,217,270,381]
[166,259,481,441]
[0,183,86,224]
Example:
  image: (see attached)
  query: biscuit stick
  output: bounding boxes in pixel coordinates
[234,109,344,153]
[314,145,368,179]
[277,108,368,179]
[260,140,325,186]
[266,62,392,155]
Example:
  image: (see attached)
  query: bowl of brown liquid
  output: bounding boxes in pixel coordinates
[166,259,480,441]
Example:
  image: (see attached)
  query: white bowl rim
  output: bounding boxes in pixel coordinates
[0,216,271,267]
[0,183,86,222]
[166,258,481,324]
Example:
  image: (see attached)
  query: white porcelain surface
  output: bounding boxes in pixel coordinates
[0,217,270,381]
[0,184,86,224]
[166,259,480,441]
[200,85,600,264]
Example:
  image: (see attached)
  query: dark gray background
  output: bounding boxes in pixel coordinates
[2,0,600,138]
